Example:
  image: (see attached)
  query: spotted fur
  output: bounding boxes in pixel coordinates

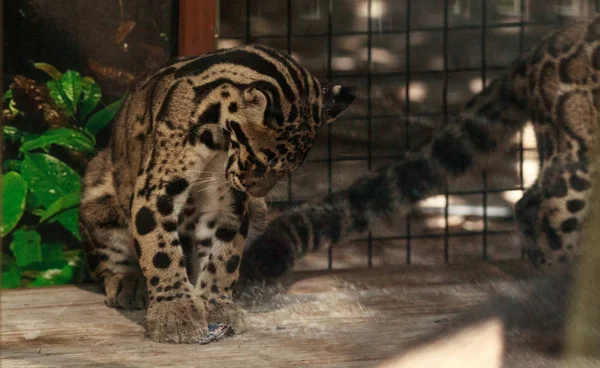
[80,45,355,343]
[241,17,600,281]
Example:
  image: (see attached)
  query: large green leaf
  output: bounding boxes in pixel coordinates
[86,96,125,136]
[47,80,69,113]
[21,153,81,204]
[3,125,37,143]
[9,228,42,267]
[79,77,102,119]
[39,192,80,223]
[33,62,62,80]
[20,153,81,238]
[60,71,83,113]
[47,207,81,240]
[25,194,44,216]
[20,128,95,155]
[1,172,28,237]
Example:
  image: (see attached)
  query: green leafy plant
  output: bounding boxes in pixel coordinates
[1,63,125,289]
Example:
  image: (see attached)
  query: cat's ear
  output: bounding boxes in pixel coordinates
[243,86,268,113]
[243,84,283,127]
[321,84,356,123]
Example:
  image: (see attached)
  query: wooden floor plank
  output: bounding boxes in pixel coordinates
[1,262,537,368]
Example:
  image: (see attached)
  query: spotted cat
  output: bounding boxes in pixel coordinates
[241,16,600,281]
[79,45,356,343]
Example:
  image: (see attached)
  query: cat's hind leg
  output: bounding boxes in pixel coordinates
[80,154,147,310]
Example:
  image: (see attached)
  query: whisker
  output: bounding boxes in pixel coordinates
[196,180,229,192]
[191,178,224,183]
[216,182,232,198]
[188,175,224,180]
[193,179,227,190]
[190,179,224,186]
[195,185,220,193]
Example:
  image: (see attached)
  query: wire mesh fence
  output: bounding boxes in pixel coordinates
[215,0,600,270]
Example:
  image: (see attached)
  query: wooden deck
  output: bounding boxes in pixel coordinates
[0,261,572,368]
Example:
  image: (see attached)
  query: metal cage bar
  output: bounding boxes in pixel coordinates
[215,0,598,269]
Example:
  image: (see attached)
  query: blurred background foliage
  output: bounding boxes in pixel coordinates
[2,64,123,288]
[2,0,175,289]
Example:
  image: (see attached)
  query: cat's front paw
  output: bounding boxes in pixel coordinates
[206,299,247,333]
[144,297,208,343]
[105,272,148,310]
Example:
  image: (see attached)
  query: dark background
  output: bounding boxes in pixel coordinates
[3,0,176,100]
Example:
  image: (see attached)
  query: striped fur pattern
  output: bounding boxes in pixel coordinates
[79,45,356,343]
[241,16,600,281]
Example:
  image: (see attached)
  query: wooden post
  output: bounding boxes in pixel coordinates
[178,0,217,56]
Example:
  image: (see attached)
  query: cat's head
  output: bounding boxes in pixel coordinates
[223,45,356,197]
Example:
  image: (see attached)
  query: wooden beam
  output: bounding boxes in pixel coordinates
[178,0,217,56]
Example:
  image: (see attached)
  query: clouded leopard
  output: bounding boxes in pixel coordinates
[79,45,356,343]
[241,16,600,281]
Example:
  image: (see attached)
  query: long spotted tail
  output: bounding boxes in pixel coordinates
[240,69,530,281]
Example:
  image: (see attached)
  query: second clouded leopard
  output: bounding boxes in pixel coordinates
[79,45,356,343]
[241,16,600,281]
